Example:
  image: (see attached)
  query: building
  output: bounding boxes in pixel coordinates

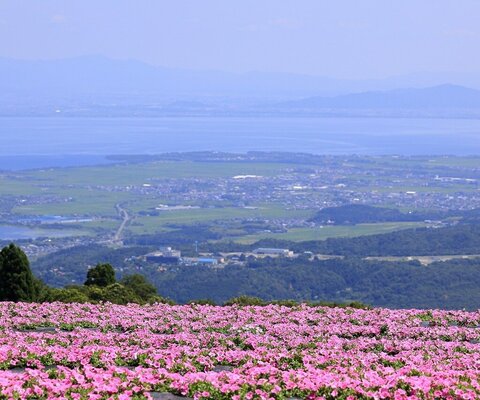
[252,248,294,257]
[180,256,224,267]
[145,247,181,264]
[197,258,219,266]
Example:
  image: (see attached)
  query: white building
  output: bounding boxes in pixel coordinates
[252,248,294,257]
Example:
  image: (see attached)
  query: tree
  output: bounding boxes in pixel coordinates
[224,295,265,306]
[84,263,116,287]
[100,283,142,305]
[120,274,158,302]
[0,243,37,302]
[48,287,89,303]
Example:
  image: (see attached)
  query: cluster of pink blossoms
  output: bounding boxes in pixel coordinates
[1,302,480,399]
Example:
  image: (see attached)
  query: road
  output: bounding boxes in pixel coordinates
[113,203,130,244]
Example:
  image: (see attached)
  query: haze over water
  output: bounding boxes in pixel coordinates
[2,116,480,170]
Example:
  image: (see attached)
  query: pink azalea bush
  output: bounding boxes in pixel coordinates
[0,302,480,399]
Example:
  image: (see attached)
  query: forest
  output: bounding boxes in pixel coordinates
[5,237,480,309]
[201,222,480,256]
[2,221,478,309]
[147,257,480,309]
[25,222,480,309]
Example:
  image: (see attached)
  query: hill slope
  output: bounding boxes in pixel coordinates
[281,84,480,110]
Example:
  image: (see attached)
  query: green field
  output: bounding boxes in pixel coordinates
[12,192,133,217]
[234,222,427,244]
[127,206,312,235]
[21,161,293,185]
[1,159,320,237]
[1,161,296,217]
[357,155,480,169]
[1,155,478,243]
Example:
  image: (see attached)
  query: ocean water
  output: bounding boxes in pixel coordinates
[1,116,480,169]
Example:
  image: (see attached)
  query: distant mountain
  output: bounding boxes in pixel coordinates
[0,56,361,102]
[1,56,480,101]
[2,56,480,116]
[280,84,480,110]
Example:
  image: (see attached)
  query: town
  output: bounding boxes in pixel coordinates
[1,153,479,262]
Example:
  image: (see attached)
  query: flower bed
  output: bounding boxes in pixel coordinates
[0,302,480,399]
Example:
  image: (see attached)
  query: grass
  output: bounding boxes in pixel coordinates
[24,161,292,186]
[127,205,312,235]
[3,161,298,217]
[364,155,480,169]
[12,191,134,216]
[233,222,427,244]
[423,157,480,168]
[0,178,45,196]
[370,185,475,194]
[2,157,478,242]
[3,157,315,237]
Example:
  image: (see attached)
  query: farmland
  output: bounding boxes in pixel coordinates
[1,153,479,259]
[233,222,427,244]
[1,302,480,399]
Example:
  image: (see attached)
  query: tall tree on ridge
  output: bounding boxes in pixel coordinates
[0,243,36,302]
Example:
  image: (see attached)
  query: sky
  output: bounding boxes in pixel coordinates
[0,0,479,79]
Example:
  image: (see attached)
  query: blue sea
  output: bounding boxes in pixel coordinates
[1,116,480,170]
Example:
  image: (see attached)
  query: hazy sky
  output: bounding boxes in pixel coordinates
[1,0,479,79]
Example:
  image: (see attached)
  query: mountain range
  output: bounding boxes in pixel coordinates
[2,56,480,117]
[278,84,480,110]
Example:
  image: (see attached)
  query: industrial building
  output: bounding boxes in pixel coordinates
[145,247,181,264]
[181,256,224,267]
[197,257,219,266]
[252,248,294,257]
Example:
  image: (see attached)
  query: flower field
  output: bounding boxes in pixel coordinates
[1,303,480,399]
